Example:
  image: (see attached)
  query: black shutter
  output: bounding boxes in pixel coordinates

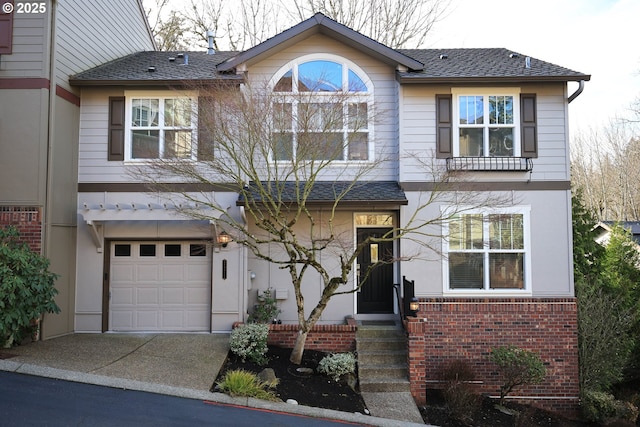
[436,94,452,158]
[0,1,13,54]
[108,96,125,161]
[197,96,214,160]
[520,93,538,158]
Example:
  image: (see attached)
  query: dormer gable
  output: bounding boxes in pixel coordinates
[216,12,424,74]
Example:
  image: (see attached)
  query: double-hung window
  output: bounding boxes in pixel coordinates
[126,92,197,160]
[444,207,531,293]
[271,56,372,162]
[454,89,520,157]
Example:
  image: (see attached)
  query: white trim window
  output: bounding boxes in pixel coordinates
[443,207,531,294]
[270,55,373,162]
[125,92,197,160]
[453,89,521,157]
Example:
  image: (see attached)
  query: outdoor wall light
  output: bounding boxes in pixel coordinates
[408,297,420,317]
[217,231,232,248]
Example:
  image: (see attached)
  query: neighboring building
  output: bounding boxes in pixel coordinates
[69,13,588,411]
[0,0,155,338]
[593,221,640,247]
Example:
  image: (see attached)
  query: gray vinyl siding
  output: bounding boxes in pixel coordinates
[399,83,570,183]
[55,0,155,92]
[0,12,49,78]
[78,88,126,182]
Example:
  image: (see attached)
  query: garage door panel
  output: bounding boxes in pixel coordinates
[111,310,133,329]
[163,287,185,304]
[110,241,211,332]
[111,287,134,305]
[161,265,185,281]
[137,287,159,305]
[112,264,134,281]
[136,310,159,329]
[137,265,159,281]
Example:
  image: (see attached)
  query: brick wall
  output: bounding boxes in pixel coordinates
[407,298,580,414]
[233,322,357,353]
[0,206,42,253]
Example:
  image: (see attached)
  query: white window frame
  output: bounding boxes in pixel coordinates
[124,90,198,162]
[442,206,532,296]
[452,88,521,158]
[269,54,374,163]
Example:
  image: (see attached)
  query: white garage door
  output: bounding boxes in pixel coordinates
[110,241,211,332]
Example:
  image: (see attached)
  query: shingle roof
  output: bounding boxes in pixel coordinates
[397,48,589,83]
[69,51,242,86]
[238,181,408,206]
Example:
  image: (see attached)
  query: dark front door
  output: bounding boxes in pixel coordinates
[357,228,394,314]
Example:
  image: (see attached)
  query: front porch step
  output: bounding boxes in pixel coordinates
[359,377,411,393]
[356,322,411,394]
[357,349,407,365]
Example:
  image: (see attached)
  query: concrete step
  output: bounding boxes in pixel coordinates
[357,337,406,352]
[357,349,407,365]
[359,363,408,380]
[356,324,411,395]
[356,327,406,339]
[359,377,411,393]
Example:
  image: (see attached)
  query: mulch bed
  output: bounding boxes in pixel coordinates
[212,345,367,414]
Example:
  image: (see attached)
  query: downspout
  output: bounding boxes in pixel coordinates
[568,80,585,104]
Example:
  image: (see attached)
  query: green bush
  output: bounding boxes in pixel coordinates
[0,227,60,348]
[440,359,480,423]
[229,323,269,364]
[490,345,546,405]
[216,369,278,401]
[317,352,356,381]
[249,288,281,324]
[581,390,639,424]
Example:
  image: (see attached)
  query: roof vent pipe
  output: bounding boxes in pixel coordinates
[207,30,215,54]
[525,56,531,69]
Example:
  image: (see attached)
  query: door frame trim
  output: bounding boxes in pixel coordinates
[353,212,399,315]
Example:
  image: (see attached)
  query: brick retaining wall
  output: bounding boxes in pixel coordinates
[0,206,42,253]
[233,322,357,353]
[407,297,580,414]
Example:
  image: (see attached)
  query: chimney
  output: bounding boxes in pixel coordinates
[207,30,215,55]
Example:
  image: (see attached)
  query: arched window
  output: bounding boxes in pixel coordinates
[270,57,372,162]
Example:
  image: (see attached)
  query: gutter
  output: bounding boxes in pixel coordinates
[568,80,585,103]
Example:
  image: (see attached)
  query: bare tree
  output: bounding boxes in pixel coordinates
[289,0,450,48]
[143,0,451,51]
[571,120,640,221]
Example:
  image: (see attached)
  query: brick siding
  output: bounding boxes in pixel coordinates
[0,206,42,253]
[407,297,580,414]
[233,322,357,353]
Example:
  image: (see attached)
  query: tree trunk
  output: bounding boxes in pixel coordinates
[289,329,308,364]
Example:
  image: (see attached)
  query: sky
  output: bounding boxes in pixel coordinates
[426,0,640,133]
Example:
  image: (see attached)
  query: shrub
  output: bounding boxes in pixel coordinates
[490,345,546,405]
[249,288,281,324]
[317,352,356,381]
[581,390,639,424]
[440,359,481,423]
[229,323,269,364]
[216,369,279,401]
[0,226,60,348]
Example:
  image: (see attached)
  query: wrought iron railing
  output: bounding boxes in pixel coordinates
[446,157,533,172]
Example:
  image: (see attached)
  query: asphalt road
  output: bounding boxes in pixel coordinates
[0,371,367,426]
